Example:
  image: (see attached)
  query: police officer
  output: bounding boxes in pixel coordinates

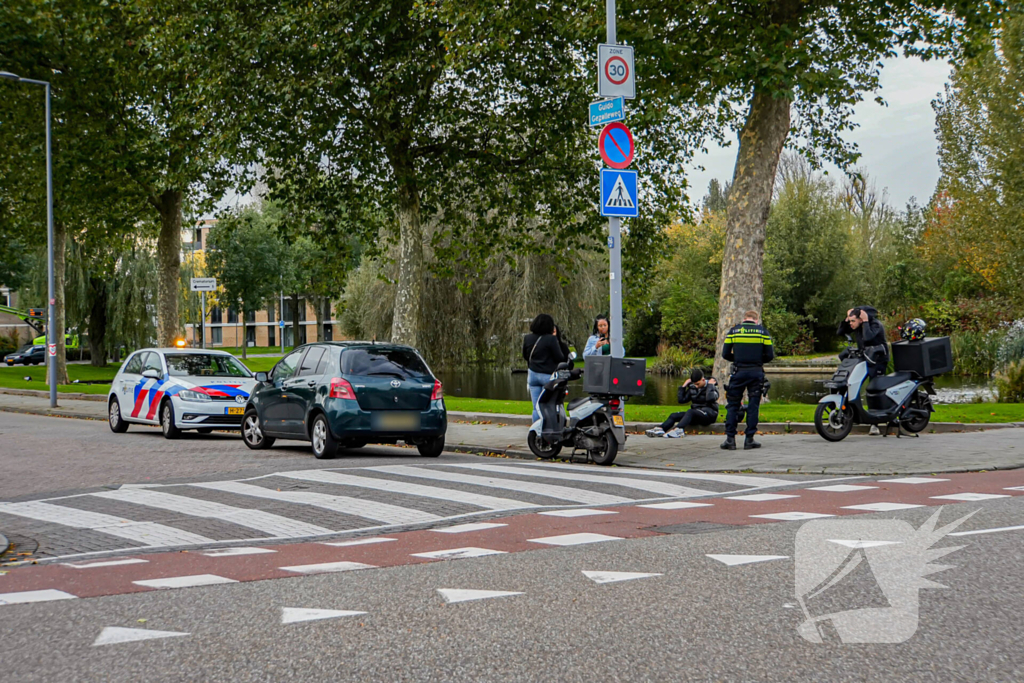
[721,309,774,450]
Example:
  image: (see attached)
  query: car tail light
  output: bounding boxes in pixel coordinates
[608,399,621,410]
[431,379,443,401]
[329,378,357,400]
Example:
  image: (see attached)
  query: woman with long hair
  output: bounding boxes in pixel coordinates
[522,313,570,422]
[583,315,611,357]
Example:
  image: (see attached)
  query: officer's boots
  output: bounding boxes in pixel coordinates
[720,436,736,450]
[744,436,762,450]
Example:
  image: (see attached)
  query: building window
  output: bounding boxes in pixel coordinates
[245,309,256,323]
[324,324,333,341]
[227,307,238,324]
[211,327,223,345]
[267,304,275,323]
[246,326,256,345]
[268,325,275,347]
[323,301,332,322]
[299,326,307,344]
[210,305,221,323]
[298,300,306,322]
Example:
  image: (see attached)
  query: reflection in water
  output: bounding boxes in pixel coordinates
[434,368,996,406]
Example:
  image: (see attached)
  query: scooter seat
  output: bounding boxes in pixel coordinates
[867,372,914,392]
[567,397,591,411]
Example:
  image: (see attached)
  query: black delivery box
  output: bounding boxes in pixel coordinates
[891,336,953,378]
[583,356,647,396]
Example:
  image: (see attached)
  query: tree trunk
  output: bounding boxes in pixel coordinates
[390,183,424,348]
[291,293,300,347]
[53,220,70,385]
[155,189,183,347]
[88,276,108,367]
[314,295,325,343]
[712,87,792,392]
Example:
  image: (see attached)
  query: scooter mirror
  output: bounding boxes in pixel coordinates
[569,351,577,360]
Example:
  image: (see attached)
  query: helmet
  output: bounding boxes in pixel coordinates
[900,318,926,342]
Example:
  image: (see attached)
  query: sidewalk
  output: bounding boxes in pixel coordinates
[1,388,1022,475]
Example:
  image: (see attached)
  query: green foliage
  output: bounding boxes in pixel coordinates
[998,322,1024,369]
[997,360,1024,403]
[0,330,20,357]
[650,344,709,377]
[950,330,1004,377]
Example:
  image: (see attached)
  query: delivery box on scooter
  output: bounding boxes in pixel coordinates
[891,336,953,378]
[582,356,647,396]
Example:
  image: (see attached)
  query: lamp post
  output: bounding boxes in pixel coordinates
[0,71,58,407]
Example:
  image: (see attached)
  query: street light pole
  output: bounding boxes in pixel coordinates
[0,71,58,407]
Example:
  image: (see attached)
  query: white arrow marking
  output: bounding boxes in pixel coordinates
[582,571,662,584]
[281,608,367,624]
[706,554,789,566]
[827,539,902,549]
[437,589,523,604]
[93,627,189,647]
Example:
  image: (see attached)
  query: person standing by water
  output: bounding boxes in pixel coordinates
[583,315,612,357]
[523,314,570,422]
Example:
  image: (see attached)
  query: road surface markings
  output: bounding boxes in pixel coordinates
[510,461,792,488]
[0,589,77,605]
[430,522,507,534]
[828,540,901,549]
[706,555,789,566]
[539,509,618,518]
[281,608,366,625]
[726,493,800,502]
[750,512,834,521]
[842,502,924,512]
[0,501,214,547]
[809,485,880,492]
[277,470,532,511]
[93,489,333,538]
[321,538,396,548]
[279,561,375,575]
[133,574,237,589]
[93,627,188,647]
[950,524,1024,537]
[366,465,632,506]
[931,493,1011,502]
[445,463,715,498]
[64,558,149,569]
[438,588,522,604]
[1005,486,1024,491]
[528,533,622,546]
[883,477,951,484]
[199,547,277,557]
[192,481,443,526]
[638,501,713,510]
[582,571,662,584]
[412,547,506,560]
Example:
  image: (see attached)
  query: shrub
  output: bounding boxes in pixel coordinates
[0,331,19,357]
[997,320,1024,369]
[763,309,816,356]
[651,342,709,376]
[996,360,1024,403]
[950,329,1003,376]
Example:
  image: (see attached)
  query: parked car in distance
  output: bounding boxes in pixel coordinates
[4,344,45,366]
[242,342,447,459]
[107,348,257,438]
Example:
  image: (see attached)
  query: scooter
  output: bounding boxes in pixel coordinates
[528,353,627,465]
[814,343,935,442]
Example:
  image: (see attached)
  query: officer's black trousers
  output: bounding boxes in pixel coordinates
[725,368,764,438]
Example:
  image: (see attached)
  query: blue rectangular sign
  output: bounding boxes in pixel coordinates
[589,97,625,127]
[600,169,638,218]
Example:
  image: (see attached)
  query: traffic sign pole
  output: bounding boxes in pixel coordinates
[201,291,206,349]
[606,0,624,358]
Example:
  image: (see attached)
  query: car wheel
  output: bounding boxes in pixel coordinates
[310,414,338,459]
[242,410,275,450]
[417,435,445,458]
[160,400,182,440]
[197,427,214,434]
[108,397,129,433]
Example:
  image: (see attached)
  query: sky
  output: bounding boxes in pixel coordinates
[684,56,953,210]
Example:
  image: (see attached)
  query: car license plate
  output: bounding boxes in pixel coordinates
[226,407,244,416]
[373,412,421,431]
[612,415,624,426]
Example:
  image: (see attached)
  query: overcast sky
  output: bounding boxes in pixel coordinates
[684,56,952,210]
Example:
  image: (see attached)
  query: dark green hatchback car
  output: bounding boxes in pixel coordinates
[241,342,447,459]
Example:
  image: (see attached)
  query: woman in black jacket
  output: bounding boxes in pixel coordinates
[646,368,719,438]
[523,313,570,422]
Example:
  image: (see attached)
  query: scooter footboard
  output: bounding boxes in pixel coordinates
[818,394,843,409]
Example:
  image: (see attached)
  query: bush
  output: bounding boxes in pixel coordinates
[998,320,1024,369]
[0,331,19,357]
[950,329,1004,376]
[996,360,1024,403]
[763,309,816,356]
[651,343,709,376]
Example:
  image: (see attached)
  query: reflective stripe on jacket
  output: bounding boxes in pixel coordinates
[721,321,775,369]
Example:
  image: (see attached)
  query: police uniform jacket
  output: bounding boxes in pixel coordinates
[721,321,775,369]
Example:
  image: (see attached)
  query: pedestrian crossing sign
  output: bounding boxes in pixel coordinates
[600,169,638,218]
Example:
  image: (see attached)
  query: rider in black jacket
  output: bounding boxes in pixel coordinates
[838,306,889,378]
[647,368,719,438]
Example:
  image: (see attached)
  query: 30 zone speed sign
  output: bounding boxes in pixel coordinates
[598,44,635,99]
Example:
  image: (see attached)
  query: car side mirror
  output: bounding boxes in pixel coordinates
[255,371,268,383]
[142,369,161,380]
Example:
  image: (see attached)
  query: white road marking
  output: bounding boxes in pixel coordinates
[842,502,924,512]
[638,501,713,510]
[508,461,792,488]
[582,571,662,584]
[707,554,789,566]
[808,485,880,492]
[279,561,375,575]
[445,463,715,498]
[281,608,366,624]
[0,589,77,606]
[437,588,522,604]
[528,533,622,546]
[430,522,507,534]
[828,540,902,549]
[199,547,277,557]
[931,493,1010,502]
[64,558,149,569]
[750,512,834,521]
[538,509,618,518]
[0,501,214,547]
[882,477,951,484]
[412,547,506,560]
[368,465,631,506]
[133,574,237,589]
[321,538,396,548]
[192,480,442,526]
[93,627,189,647]
[1004,486,1024,491]
[726,493,799,502]
[93,489,333,538]
[278,470,532,511]
[950,525,1024,537]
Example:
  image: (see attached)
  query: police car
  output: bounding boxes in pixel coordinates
[107,348,257,439]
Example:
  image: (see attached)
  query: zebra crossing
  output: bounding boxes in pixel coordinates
[0,461,791,562]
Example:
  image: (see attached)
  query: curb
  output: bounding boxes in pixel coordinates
[0,387,105,402]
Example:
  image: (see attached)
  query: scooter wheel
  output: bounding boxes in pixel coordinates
[815,402,853,442]
[528,431,562,459]
[590,433,618,466]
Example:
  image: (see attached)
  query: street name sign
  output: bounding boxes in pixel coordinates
[589,97,625,127]
[600,169,638,218]
[190,277,217,292]
[598,122,635,169]
[598,44,635,99]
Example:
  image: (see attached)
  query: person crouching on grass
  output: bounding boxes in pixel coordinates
[646,368,719,438]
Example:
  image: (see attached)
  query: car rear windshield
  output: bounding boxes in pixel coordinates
[16,344,34,353]
[165,354,251,378]
[341,348,431,379]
